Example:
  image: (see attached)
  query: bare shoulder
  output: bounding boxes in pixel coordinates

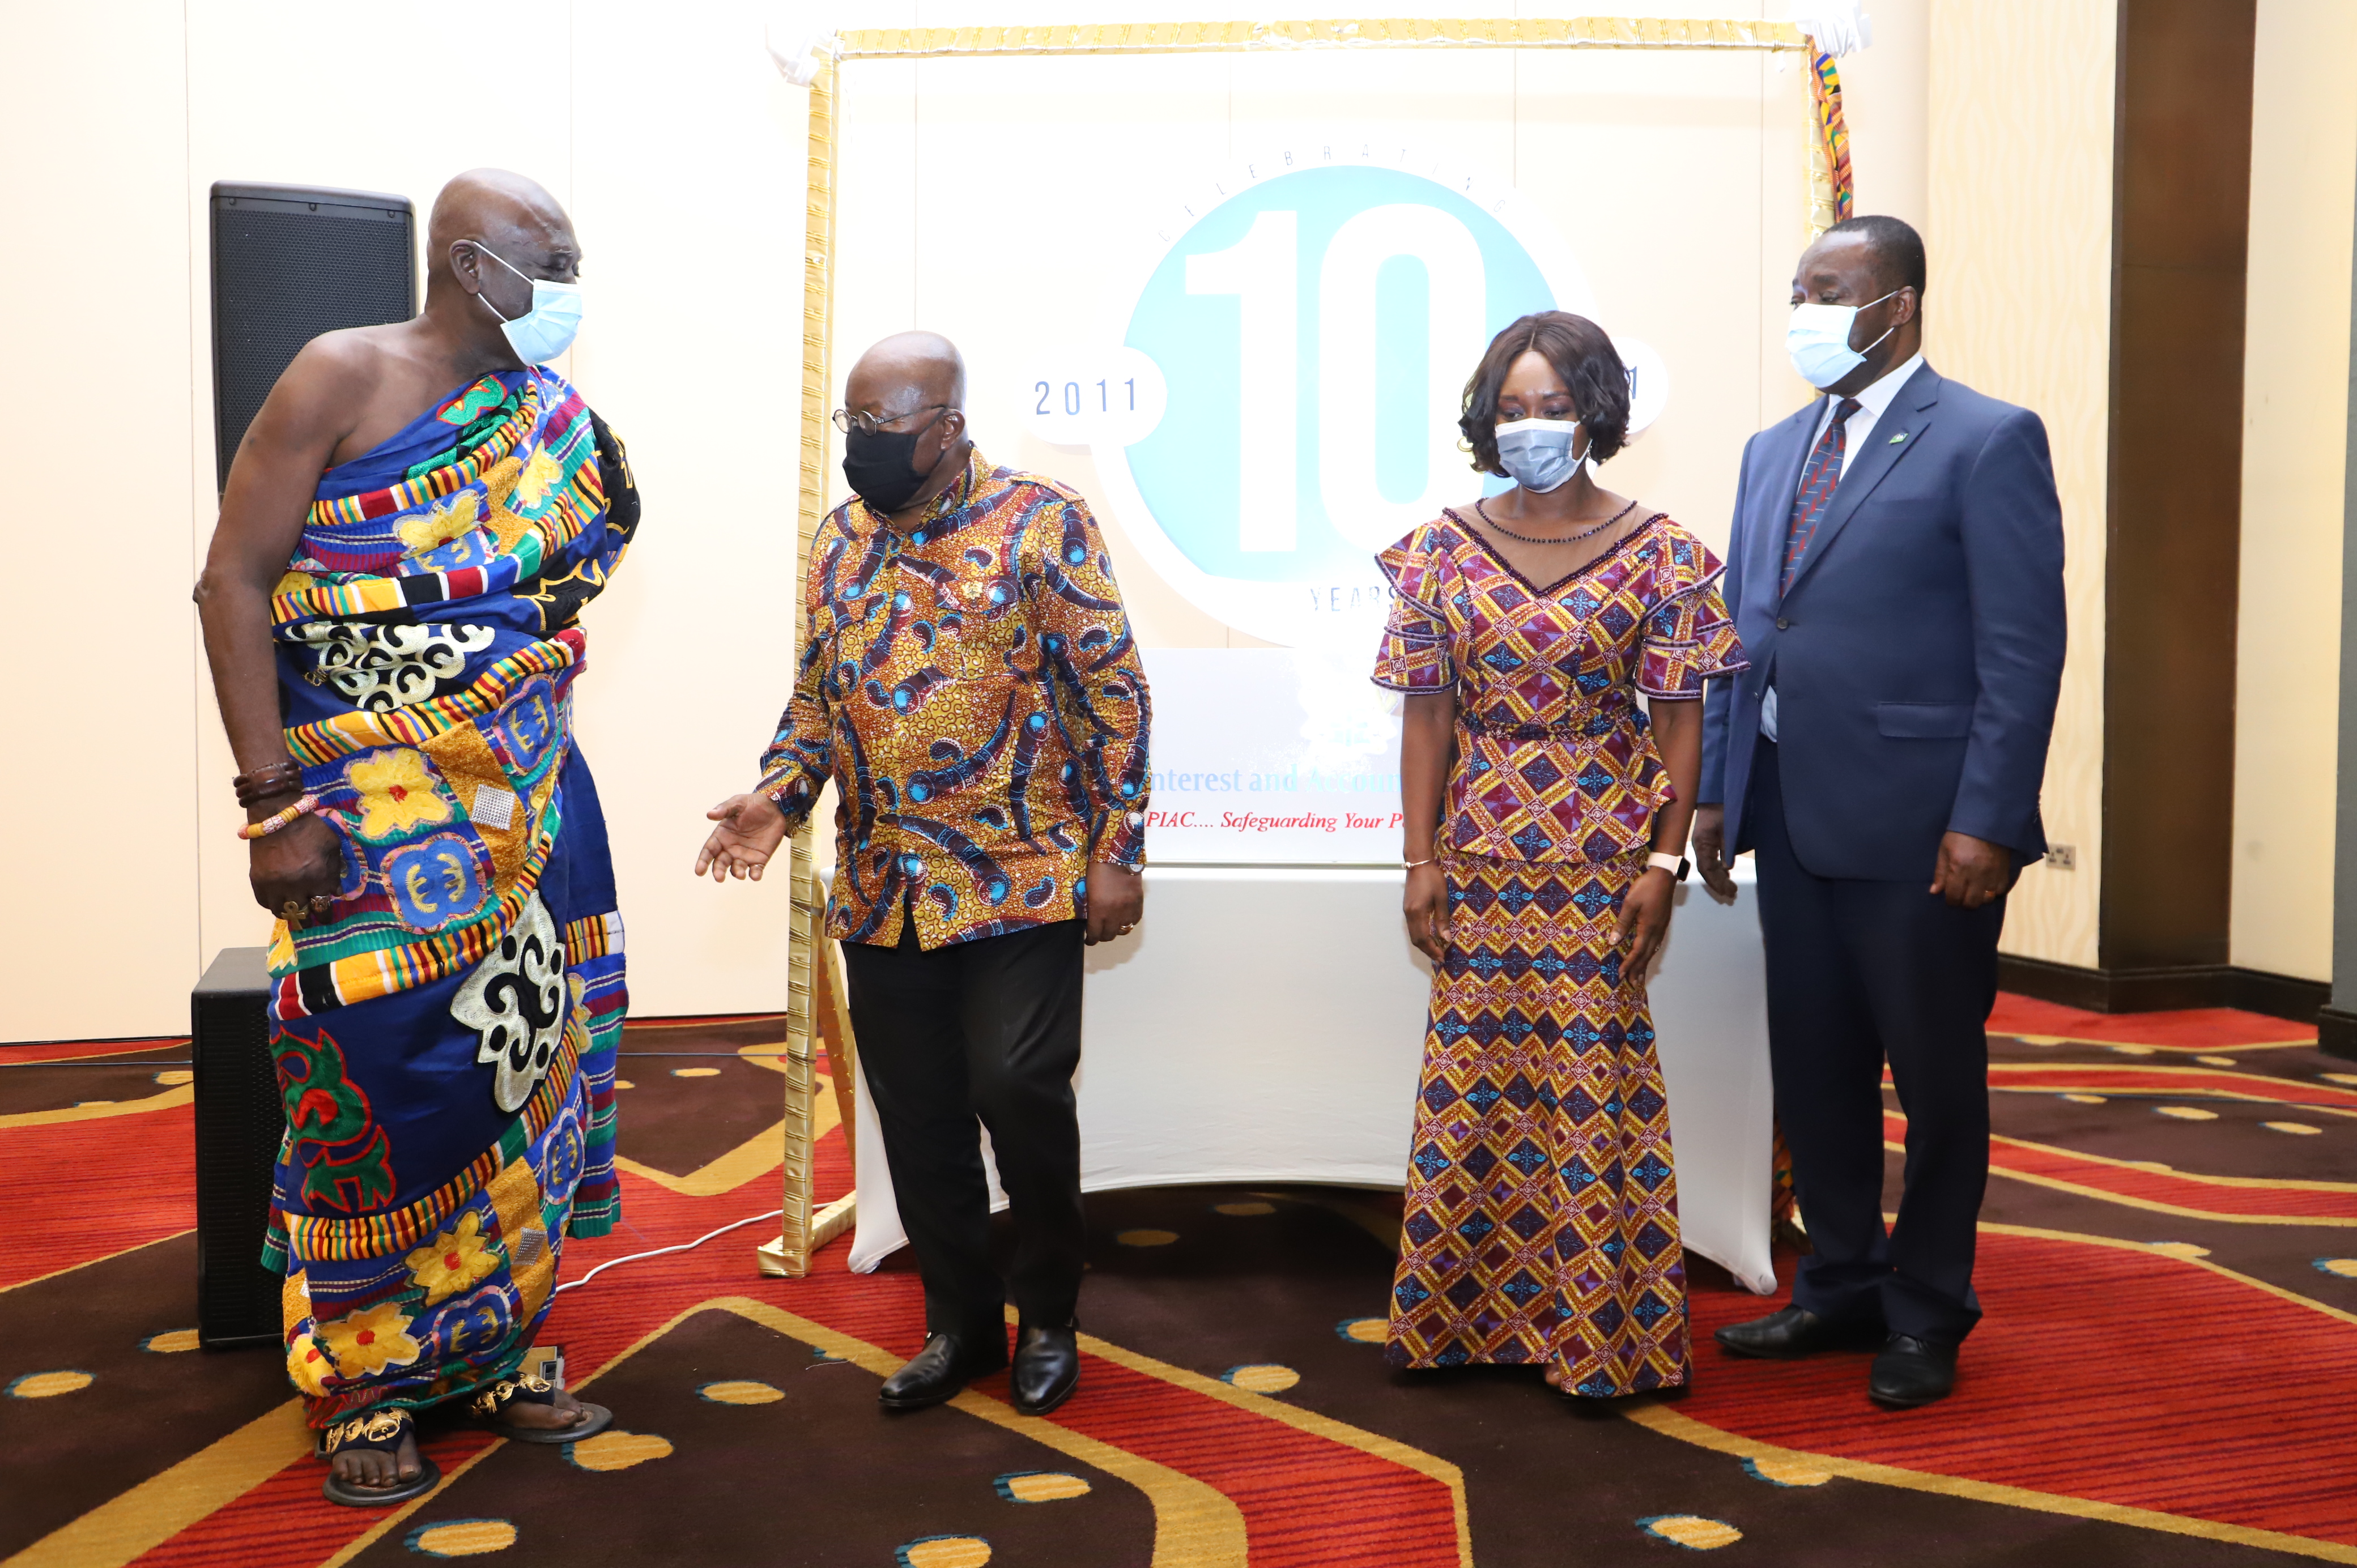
[232,323,439,488]
[276,324,396,402]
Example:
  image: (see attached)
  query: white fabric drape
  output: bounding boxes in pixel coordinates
[847,864,1776,1295]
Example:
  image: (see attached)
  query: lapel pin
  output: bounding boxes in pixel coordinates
[1888,432,1908,445]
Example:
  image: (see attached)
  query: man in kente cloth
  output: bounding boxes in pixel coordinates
[196,169,636,1506]
[697,331,1150,1418]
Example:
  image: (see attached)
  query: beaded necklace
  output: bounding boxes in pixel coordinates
[1474,495,1638,546]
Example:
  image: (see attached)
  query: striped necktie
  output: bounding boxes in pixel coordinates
[1781,397,1862,595]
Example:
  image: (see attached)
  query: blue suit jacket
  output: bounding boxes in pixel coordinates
[1699,363,2066,880]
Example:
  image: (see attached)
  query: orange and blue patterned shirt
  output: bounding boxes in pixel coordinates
[1372,509,1747,865]
[760,451,1152,948]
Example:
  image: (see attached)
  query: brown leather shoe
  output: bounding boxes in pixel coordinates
[1713,1305,1886,1360]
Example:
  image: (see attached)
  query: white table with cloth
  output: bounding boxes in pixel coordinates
[845,860,1779,1294]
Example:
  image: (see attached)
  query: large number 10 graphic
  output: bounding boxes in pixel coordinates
[1185,204,1488,554]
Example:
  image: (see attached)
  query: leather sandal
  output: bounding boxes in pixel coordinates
[318,1407,441,1507]
[469,1373,612,1444]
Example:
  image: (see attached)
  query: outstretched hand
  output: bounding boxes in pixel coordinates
[696,792,788,883]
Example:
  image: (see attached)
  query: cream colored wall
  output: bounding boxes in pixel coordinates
[567,6,815,1012]
[1925,0,2118,968]
[0,0,808,1040]
[1831,0,1929,232]
[2228,0,2357,983]
[0,7,198,1041]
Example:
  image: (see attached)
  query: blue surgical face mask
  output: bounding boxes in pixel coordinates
[472,244,584,365]
[1492,417,1590,493]
[1786,291,1898,389]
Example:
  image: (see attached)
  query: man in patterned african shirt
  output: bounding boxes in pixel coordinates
[699,331,1149,1420]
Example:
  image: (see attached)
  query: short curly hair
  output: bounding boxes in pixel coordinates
[1459,312,1631,476]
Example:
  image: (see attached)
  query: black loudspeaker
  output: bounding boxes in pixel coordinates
[209,181,416,489]
[192,947,284,1350]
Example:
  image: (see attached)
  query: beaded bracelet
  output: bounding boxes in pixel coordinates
[238,794,319,841]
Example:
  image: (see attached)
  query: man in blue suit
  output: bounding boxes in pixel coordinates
[1692,215,2065,1407]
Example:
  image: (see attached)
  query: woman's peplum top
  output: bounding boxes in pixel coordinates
[1372,509,1748,866]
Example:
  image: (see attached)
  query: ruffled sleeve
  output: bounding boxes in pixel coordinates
[1637,526,1750,698]
[1371,526,1456,692]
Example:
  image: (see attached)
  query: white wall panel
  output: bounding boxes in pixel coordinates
[565,0,808,1014]
[0,5,197,1040]
[2230,0,2357,982]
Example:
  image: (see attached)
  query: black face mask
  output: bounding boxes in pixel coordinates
[841,410,948,514]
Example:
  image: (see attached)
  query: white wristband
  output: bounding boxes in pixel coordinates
[1646,851,1688,880]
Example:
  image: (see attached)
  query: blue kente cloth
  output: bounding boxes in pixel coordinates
[261,368,636,1425]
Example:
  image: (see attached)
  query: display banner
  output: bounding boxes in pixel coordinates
[1138,646,1405,864]
[1023,141,1669,651]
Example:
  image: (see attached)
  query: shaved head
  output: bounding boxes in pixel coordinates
[427,168,575,281]
[847,331,967,415]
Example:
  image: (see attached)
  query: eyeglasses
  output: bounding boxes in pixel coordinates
[831,403,951,436]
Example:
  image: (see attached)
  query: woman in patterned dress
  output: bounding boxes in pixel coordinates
[1374,312,1747,1397]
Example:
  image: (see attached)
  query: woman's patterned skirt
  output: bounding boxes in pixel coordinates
[1385,851,1691,1397]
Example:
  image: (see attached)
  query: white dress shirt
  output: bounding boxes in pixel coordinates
[1760,350,1926,743]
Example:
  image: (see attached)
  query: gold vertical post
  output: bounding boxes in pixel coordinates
[759,54,845,1279]
[822,933,862,1175]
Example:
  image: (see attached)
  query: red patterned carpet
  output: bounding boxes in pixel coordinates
[4,996,2355,1566]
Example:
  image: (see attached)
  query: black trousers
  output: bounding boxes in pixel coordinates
[841,919,1086,1340]
[1748,741,2002,1344]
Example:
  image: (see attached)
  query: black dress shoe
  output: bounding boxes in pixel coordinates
[1868,1335,1958,1408]
[879,1332,1007,1412]
[1011,1324,1080,1417]
[1713,1305,1885,1360]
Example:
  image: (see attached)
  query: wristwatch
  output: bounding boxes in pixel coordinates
[1645,851,1690,882]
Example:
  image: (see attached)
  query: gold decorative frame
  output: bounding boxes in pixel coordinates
[757,16,1834,1275]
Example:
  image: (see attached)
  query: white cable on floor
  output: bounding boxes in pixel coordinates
[552,1208,783,1296]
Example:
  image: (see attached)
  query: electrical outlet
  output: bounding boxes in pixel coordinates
[2044,844,2076,871]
